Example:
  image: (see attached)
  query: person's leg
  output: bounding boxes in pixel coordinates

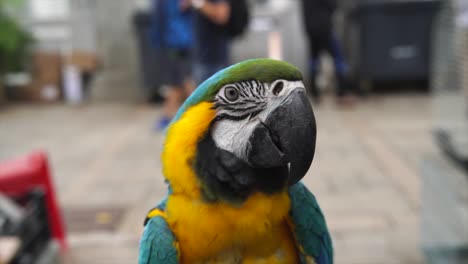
[183,79,196,97]
[193,62,226,86]
[328,33,351,98]
[163,86,184,117]
[210,63,227,77]
[330,33,348,77]
[193,62,207,86]
[182,53,196,97]
[157,52,186,130]
[308,35,323,102]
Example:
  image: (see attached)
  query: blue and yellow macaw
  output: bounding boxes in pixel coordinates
[139,59,332,264]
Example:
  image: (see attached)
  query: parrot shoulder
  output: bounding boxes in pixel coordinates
[139,202,179,264]
[143,195,169,226]
[288,182,333,264]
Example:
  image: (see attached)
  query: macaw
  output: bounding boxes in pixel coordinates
[139,59,332,264]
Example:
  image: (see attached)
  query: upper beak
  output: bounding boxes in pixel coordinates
[247,89,317,185]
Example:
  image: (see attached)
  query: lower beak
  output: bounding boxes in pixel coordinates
[247,89,317,185]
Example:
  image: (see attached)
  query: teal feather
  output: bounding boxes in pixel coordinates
[289,182,333,264]
[138,216,179,264]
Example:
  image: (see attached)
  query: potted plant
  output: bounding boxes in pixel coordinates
[0,0,33,103]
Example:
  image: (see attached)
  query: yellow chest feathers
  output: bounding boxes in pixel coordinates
[165,192,299,264]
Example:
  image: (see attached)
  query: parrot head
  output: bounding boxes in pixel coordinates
[162,59,316,204]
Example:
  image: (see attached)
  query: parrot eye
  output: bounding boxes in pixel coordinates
[224,86,239,102]
[272,81,284,96]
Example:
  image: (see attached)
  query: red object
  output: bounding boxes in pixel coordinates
[0,151,67,251]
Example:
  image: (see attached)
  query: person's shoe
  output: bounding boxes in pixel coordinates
[155,116,171,131]
[336,95,357,108]
[311,95,322,105]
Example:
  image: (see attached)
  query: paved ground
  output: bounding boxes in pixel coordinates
[0,94,437,264]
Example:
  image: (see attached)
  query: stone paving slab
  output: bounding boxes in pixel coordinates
[0,95,436,263]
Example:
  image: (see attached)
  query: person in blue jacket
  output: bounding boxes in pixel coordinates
[181,0,232,85]
[151,0,195,129]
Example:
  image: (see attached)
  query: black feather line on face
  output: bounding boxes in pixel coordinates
[216,113,253,121]
[222,104,260,112]
[242,98,260,104]
[248,108,264,119]
[236,83,248,97]
[253,83,261,99]
[241,82,252,97]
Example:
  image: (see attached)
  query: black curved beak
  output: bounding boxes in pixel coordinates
[247,89,317,185]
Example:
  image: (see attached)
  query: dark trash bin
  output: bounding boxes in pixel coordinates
[343,0,441,88]
[132,11,165,102]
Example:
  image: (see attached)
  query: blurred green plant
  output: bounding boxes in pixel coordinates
[0,0,34,73]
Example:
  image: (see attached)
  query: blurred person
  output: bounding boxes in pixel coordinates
[300,0,354,105]
[151,0,195,129]
[181,0,232,85]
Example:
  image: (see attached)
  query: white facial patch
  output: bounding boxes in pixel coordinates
[211,80,305,161]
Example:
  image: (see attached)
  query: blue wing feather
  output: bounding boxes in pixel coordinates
[289,182,333,264]
[139,215,179,264]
